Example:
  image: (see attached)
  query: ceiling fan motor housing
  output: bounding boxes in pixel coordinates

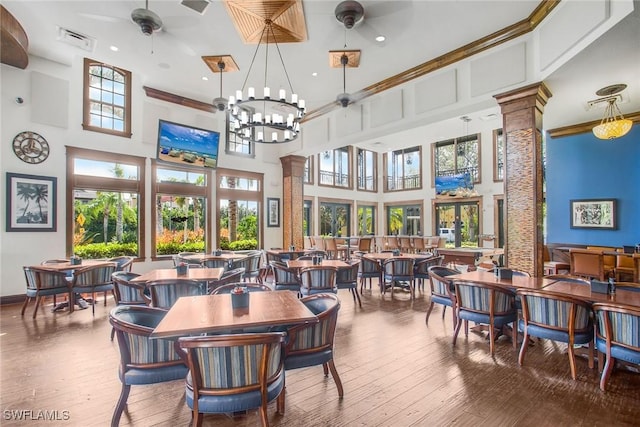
[131,7,163,36]
[335,0,364,29]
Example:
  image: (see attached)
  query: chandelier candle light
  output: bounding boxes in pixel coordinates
[228,19,305,144]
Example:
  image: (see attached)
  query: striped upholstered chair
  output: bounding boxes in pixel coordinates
[109,305,188,426]
[516,289,594,379]
[381,257,416,298]
[593,302,640,391]
[358,256,382,293]
[21,266,73,318]
[299,266,337,297]
[70,263,117,314]
[284,293,343,398]
[452,281,518,356]
[178,332,287,427]
[425,266,460,328]
[147,279,207,309]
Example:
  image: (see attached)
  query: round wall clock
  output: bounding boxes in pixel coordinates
[12,131,50,164]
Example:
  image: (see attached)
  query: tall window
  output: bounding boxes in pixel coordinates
[151,163,211,258]
[303,156,314,185]
[67,147,144,258]
[384,146,421,191]
[357,205,375,235]
[386,204,422,235]
[319,147,351,188]
[216,169,263,250]
[226,120,254,157]
[493,129,504,181]
[82,58,132,138]
[320,202,351,237]
[357,148,377,191]
[303,200,312,236]
[432,134,481,185]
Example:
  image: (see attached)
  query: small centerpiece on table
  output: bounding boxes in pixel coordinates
[231,286,249,309]
[176,262,189,276]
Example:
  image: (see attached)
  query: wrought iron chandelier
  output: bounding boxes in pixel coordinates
[228,19,305,144]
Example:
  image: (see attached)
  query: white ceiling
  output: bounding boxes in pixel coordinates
[3,0,640,139]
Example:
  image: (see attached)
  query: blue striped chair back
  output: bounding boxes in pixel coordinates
[520,292,591,331]
[148,279,206,309]
[359,257,381,276]
[455,281,515,315]
[595,304,640,349]
[288,293,340,353]
[428,266,459,298]
[73,264,117,287]
[383,258,415,279]
[112,271,146,305]
[300,266,337,295]
[202,258,229,270]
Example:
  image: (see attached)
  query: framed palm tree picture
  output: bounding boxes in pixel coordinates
[6,172,57,231]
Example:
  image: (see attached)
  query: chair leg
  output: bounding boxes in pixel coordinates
[110,327,116,341]
[518,329,529,366]
[32,296,43,319]
[193,411,203,427]
[111,383,130,427]
[588,340,595,369]
[21,296,31,316]
[567,339,578,380]
[453,316,463,346]
[353,288,362,308]
[599,353,615,391]
[441,305,447,320]
[488,323,496,356]
[258,403,269,427]
[327,359,344,398]
[425,302,435,325]
[322,362,329,377]
[277,385,286,415]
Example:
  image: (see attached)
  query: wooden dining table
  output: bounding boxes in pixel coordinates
[286,259,349,270]
[542,281,640,307]
[181,253,248,263]
[150,290,318,339]
[37,259,115,272]
[450,270,558,291]
[362,252,434,262]
[130,267,225,283]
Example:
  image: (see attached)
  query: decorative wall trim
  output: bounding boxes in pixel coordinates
[143,86,216,113]
[547,111,640,138]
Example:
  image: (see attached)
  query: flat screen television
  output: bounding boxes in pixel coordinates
[156,119,220,169]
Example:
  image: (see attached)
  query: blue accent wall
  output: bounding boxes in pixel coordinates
[546,124,640,246]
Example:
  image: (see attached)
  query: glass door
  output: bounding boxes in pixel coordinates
[435,201,480,247]
[320,202,351,237]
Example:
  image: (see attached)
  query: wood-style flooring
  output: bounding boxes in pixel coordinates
[2,281,639,426]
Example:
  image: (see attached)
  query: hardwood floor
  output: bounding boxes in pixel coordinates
[2,282,639,426]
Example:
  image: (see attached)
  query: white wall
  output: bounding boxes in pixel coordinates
[0,57,284,297]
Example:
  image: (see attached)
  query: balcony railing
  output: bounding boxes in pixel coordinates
[319,170,350,187]
[386,174,421,191]
[435,166,479,183]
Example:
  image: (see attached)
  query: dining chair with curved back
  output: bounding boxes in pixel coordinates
[414,256,444,291]
[109,305,188,427]
[207,267,245,294]
[614,250,635,281]
[399,236,413,253]
[425,266,460,329]
[517,289,594,379]
[336,259,361,307]
[109,256,134,272]
[210,282,272,294]
[231,251,262,282]
[178,332,287,427]
[299,266,338,297]
[381,257,416,299]
[21,266,73,319]
[412,237,427,254]
[270,261,302,295]
[593,302,640,391]
[452,280,518,356]
[569,249,610,281]
[323,238,338,260]
[147,279,207,309]
[201,258,229,270]
[71,263,117,314]
[284,293,343,398]
[357,237,373,253]
[358,256,382,293]
[112,271,147,306]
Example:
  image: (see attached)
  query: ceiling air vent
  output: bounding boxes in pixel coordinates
[56,27,96,52]
[181,0,211,15]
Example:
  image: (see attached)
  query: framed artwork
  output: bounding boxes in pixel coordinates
[6,173,57,232]
[267,197,280,227]
[570,199,616,230]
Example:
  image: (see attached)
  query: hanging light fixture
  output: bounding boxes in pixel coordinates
[228,19,305,144]
[591,84,632,140]
[212,60,227,112]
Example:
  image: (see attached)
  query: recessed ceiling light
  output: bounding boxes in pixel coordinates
[312,72,318,77]
[375,35,386,42]
[202,76,209,81]
[110,45,119,52]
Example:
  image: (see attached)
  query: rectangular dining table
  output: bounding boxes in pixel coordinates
[37,259,115,272]
[286,259,349,270]
[150,290,318,339]
[542,281,640,307]
[362,252,434,262]
[450,270,558,290]
[181,253,248,263]
[130,267,225,283]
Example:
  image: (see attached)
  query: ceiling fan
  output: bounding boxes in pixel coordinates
[131,0,163,36]
[336,52,356,108]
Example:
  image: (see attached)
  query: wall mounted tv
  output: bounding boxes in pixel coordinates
[156,119,220,169]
